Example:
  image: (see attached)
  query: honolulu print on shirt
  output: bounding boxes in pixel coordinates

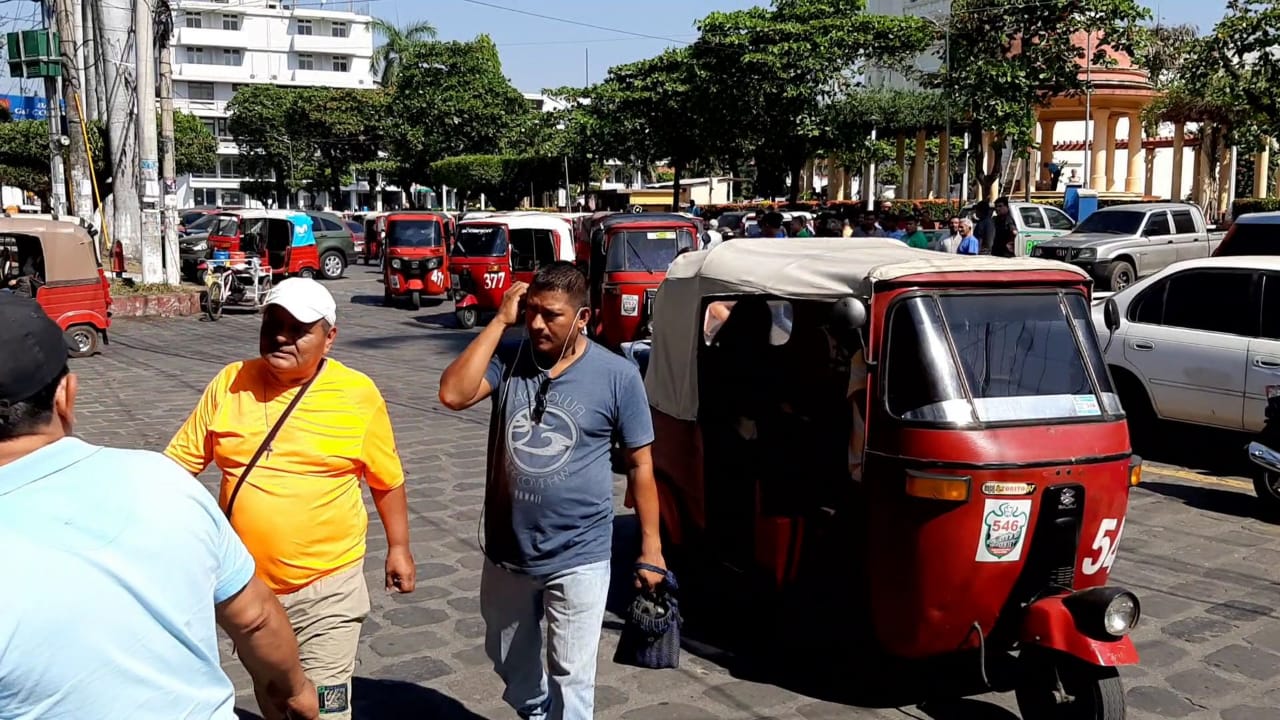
[503,383,587,505]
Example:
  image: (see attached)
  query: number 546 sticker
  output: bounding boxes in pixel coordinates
[1082,517,1125,575]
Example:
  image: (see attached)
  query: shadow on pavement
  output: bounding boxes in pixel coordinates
[1135,421,1254,478]
[1138,480,1262,521]
[607,516,1015,714]
[916,698,1021,720]
[352,677,486,719]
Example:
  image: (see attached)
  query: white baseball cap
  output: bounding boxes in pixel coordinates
[264,277,337,326]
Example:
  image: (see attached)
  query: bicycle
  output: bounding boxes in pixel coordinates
[203,256,272,321]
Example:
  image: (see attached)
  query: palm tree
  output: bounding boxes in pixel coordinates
[371,18,438,88]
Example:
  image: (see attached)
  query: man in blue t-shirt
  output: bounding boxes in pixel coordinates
[0,294,317,720]
[440,262,665,720]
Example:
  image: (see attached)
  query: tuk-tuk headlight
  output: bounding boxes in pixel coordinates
[391,258,402,270]
[425,257,441,270]
[1063,587,1141,640]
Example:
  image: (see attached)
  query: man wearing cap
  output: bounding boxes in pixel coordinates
[0,294,318,719]
[166,277,416,720]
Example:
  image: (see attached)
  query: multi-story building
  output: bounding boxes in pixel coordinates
[170,0,376,209]
[865,0,949,90]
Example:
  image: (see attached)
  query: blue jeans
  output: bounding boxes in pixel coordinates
[480,559,611,720]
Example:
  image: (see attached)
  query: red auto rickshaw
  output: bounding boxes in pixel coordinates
[1,217,111,357]
[207,210,320,278]
[642,238,1142,718]
[588,212,700,348]
[449,213,576,329]
[358,212,388,265]
[382,211,453,310]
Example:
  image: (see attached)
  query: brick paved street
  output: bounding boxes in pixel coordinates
[68,267,1280,720]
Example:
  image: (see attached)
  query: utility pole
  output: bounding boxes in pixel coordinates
[157,0,179,285]
[54,0,93,223]
[136,0,163,283]
[40,0,68,217]
[97,0,137,272]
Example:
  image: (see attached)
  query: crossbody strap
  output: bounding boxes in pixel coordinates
[223,360,325,520]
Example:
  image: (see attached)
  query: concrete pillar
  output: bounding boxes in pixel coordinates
[1039,121,1057,185]
[1126,115,1144,194]
[1106,114,1121,191]
[1255,140,1271,199]
[802,157,816,197]
[1090,108,1111,190]
[1218,137,1233,220]
[938,128,951,199]
[1170,122,1186,202]
[911,129,927,198]
[1144,148,1156,197]
[1192,141,1205,206]
[982,131,997,175]
[895,133,907,185]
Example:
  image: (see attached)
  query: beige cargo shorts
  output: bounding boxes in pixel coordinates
[257,565,370,720]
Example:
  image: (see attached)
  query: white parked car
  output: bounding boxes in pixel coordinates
[1093,256,1280,434]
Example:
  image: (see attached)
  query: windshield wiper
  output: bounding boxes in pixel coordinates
[627,241,654,274]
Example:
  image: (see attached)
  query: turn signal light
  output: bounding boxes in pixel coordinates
[1128,455,1143,487]
[905,472,971,501]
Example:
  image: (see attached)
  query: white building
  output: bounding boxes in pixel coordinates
[170,0,376,209]
[865,0,948,90]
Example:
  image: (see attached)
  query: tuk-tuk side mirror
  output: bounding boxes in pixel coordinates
[831,297,867,331]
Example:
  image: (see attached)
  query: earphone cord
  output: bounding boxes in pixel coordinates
[476,308,589,560]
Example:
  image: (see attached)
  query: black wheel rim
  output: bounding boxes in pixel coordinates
[1265,472,1280,499]
[1115,271,1132,289]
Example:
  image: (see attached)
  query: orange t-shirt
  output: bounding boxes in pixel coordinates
[165,358,404,594]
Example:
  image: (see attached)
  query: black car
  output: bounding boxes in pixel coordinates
[179,232,211,283]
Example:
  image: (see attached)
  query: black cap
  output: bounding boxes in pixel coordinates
[0,294,68,404]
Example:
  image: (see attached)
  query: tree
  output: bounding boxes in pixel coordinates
[291,88,387,211]
[930,0,1151,199]
[171,111,217,178]
[692,0,934,202]
[228,85,309,206]
[1197,0,1280,141]
[430,154,565,209]
[370,18,437,88]
[385,36,527,198]
[1138,22,1199,89]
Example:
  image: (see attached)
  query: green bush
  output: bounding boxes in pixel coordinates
[1233,197,1280,217]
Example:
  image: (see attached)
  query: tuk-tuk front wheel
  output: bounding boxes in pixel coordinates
[409,291,422,310]
[1015,649,1125,720]
[456,306,479,329]
[64,325,100,358]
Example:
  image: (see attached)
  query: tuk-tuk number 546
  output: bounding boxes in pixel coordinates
[1082,518,1124,576]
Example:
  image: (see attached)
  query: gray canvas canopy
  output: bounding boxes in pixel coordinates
[644,237,1091,420]
[0,217,100,283]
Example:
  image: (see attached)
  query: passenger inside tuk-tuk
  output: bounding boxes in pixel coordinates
[264,218,293,270]
[2,237,45,298]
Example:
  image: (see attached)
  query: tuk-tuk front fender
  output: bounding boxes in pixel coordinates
[455,293,479,308]
[1021,596,1140,667]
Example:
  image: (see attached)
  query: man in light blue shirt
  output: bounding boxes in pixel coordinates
[0,294,318,720]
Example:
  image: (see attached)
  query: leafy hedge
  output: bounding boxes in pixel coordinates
[430,155,570,210]
[703,199,963,221]
[1232,198,1280,217]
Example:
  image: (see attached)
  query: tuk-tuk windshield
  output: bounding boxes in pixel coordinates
[605,229,695,272]
[454,225,508,256]
[387,219,441,248]
[885,291,1120,425]
[211,216,239,237]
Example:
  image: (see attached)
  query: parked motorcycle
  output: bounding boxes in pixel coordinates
[1247,388,1280,517]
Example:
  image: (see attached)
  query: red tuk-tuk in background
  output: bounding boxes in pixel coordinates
[588,212,700,348]
[641,238,1142,718]
[207,210,321,278]
[360,212,389,265]
[0,217,111,357]
[449,213,575,329]
[382,211,453,309]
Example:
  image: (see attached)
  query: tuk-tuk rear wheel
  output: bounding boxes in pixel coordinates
[1015,649,1125,720]
[456,306,479,329]
[64,325,100,358]
[298,267,316,279]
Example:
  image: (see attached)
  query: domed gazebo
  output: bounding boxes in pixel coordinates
[1034,32,1161,195]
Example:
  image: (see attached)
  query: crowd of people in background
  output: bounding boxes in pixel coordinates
[710,196,1021,258]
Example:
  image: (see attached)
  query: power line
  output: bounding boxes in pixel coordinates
[455,0,692,46]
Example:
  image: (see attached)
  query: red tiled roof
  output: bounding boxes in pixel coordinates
[1052,135,1201,153]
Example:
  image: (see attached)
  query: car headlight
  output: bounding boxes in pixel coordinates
[1073,248,1097,260]
[391,258,402,270]
[189,241,208,252]
[1063,587,1141,640]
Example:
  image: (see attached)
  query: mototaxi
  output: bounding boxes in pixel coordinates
[205,210,320,278]
[358,212,388,265]
[588,212,701,348]
[642,238,1142,718]
[382,211,453,310]
[449,213,575,329]
[0,217,111,357]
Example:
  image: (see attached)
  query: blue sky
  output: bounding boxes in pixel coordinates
[402,0,1229,92]
[0,0,1231,97]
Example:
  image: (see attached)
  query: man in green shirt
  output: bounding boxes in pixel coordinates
[901,216,931,249]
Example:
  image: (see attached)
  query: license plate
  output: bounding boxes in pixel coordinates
[389,276,401,289]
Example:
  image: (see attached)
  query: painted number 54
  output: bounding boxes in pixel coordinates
[1082,517,1124,575]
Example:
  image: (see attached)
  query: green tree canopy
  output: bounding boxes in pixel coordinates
[929,0,1151,198]
[370,18,438,88]
[171,111,217,178]
[386,35,529,196]
[430,154,565,209]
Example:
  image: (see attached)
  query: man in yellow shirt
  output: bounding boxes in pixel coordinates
[166,278,415,720]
